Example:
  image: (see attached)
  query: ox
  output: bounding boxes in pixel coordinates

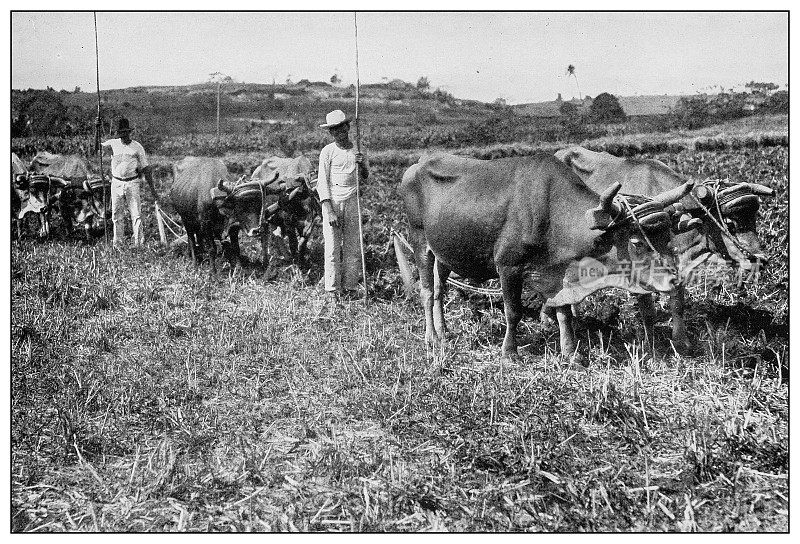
[11,153,27,237]
[400,152,695,362]
[170,157,284,272]
[15,152,106,238]
[73,178,112,237]
[555,146,774,352]
[29,152,93,180]
[241,156,321,266]
[13,153,74,238]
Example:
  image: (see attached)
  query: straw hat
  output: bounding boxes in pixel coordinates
[319,110,350,129]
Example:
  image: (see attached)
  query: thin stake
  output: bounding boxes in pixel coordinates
[354,11,368,302]
[94,12,108,245]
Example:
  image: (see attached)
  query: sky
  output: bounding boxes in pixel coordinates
[10,11,789,105]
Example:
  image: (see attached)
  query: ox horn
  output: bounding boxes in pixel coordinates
[651,180,695,207]
[588,181,623,230]
[598,181,623,214]
[719,182,774,197]
[717,182,775,199]
[217,179,232,194]
[743,182,775,197]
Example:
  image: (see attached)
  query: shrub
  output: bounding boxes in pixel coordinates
[589,92,627,124]
[759,90,788,114]
[670,95,712,129]
[559,101,578,116]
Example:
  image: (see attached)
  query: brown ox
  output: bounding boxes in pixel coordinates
[214,156,320,268]
[170,157,287,273]
[555,146,774,352]
[400,152,695,361]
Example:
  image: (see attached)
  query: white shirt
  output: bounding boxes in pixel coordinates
[102,138,148,180]
[317,142,359,202]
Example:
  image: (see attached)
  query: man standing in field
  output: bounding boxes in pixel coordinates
[317,110,369,298]
[101,118,154,248]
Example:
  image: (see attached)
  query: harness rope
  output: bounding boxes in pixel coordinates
[619,196,660,256]
[392,229,505,297]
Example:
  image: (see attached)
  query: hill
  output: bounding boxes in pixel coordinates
[513,94,685,117]
[11,80,787,159]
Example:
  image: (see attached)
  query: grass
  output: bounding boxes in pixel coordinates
[11,144,788,532]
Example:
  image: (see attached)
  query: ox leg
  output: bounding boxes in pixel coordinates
[186,228,198,263]
[201,222,217,274]
[433,258,450,341]
[227,225,242,269]
[60,199,76,237]
[297,219,314,265]
[669,285,694,354]
[555,305,576,356]
[209,239,218,275]
[286,223,300,263]
[38,213,49,239]
[636,294,657,352]
[261,228,273,275]
[411,228,438,348]
[556,305,586,367]
[189,232,197,263]
[498,266,524,357]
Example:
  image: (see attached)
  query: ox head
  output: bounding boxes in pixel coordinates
[587,180,700,291]
[15,174,70,219]
[211,178,282,238]
[73,179,111,234]
[251,156,315,198]
[683,181,774,271]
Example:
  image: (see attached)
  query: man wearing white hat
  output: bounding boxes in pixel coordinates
[101,117,154,247]
[317,110,370,297]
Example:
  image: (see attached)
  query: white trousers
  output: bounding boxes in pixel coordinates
[321,196,362,292]
[111,178,143,246]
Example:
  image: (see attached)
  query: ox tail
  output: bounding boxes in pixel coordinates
[393,233,416,299]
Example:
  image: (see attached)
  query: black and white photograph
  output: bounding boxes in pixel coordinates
[8,7,790,532]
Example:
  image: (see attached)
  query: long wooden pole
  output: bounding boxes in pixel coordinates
[354,12,368,302]
[94,12,108,245]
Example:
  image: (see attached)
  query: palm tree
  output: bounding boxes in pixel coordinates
[209,72,232,145]
[566,64,581,101]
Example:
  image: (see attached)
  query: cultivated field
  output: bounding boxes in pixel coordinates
[11,137,788,530]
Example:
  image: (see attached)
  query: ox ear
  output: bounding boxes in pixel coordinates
[556,146,597,176]
[586,209,613,230]
[210,185,232,215]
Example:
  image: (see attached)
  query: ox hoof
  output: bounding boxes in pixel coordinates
[501,351,521,364]
[424,331,442,349]
[559,352,588,370]
[671,338,698,357]
[569,352,588,368]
